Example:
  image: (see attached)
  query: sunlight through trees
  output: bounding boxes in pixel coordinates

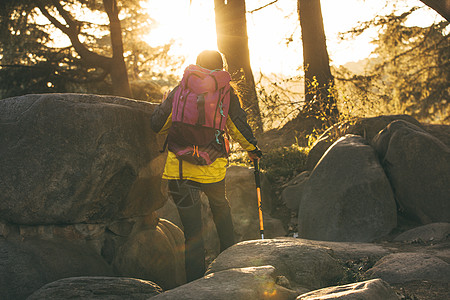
[0,0,447,127]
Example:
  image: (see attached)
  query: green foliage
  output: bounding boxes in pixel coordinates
[257,75,341,133]
[256,73,305,130]
[259,145,308,182]
[335,7,449,124]
[301,75,340,128]
[229,145,308,184]
[0,0,179,100]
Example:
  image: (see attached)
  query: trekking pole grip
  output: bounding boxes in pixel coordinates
[253,159,261,187]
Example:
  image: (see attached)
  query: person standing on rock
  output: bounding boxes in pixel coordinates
[151,50,262,282]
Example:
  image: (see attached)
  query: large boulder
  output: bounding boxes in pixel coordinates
[421,123,450,147]
[206,238,346,291]
[296,278,399,300]
[346,115,422,142]
[281,171,310,211]
[0,93,167,224]
[305,135,335,171]
[0,216,186,299]
[393,222,450,244]
[225,165,272,215]
[27,276,163,300]
[366,252,450,284]
[152,265,299,300]
[113,218,186,290]
[303,239,390,262]
[0,237,113,300]
[372,120,450,223]
[225,166,286,241]
[297,135,397,242]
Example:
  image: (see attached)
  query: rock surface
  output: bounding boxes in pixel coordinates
[206,238,346,291]
[27,277,163,300]
[296,278,399,300]
[113,219,186,290]
[366,252,450,284]
[0,237,114,300]
[347,115,422,142]
[1,95,448,300]
[152,265,298,300]
[297,135,397,242]
[0,93,167,224]
[393,222,450,243]
[305,115,422,170]
[281,171,310,211]
[372,120,450,223]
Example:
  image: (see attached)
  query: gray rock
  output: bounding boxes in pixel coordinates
[226,165,272,214]
[305,115,422,170]
[281,171,310,211]
[113,219,186,290]
[107,220,136,237]
[26,276,162,300]
[366,252,450,284]
[226,165,286,240]
[347,115,422,142]
[0,93,167,224]
[394,223,450,243]
[372,120,450,223]
[298,135,397,242]
[306,135,334,171]
[296,278,399,300]
[206,238,346,291]
[303,239,391,262]
[422,123,450,147]
[0,237,113,300]
[152,265,299,300]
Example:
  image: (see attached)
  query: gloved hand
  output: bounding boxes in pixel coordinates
[248,148,262,161]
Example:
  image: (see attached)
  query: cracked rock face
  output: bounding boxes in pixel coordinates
[0,93,167,224]
[372,120,450,224]
[297,135,397,242]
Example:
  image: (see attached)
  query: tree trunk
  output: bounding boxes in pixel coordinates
[104,0,132,98]
[420,0,449,22]
[37,0,132,98]
[298,0,338,124]
[214,0,263,135]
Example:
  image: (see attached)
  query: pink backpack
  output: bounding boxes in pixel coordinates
[168,65,232,165]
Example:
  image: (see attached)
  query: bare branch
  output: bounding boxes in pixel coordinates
[248,0,279,14]
[51,0,78,29]
[0,64,48,69]
[36,0,111,69]
[36,2,71,35]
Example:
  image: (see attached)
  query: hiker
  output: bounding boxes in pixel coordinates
[151,50,261,282]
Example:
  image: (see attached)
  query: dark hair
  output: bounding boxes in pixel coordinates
[196,50,225,70]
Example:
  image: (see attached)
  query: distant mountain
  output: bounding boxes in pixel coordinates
[340,57,382,74]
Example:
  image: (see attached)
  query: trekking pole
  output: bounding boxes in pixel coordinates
[253,159,264,239]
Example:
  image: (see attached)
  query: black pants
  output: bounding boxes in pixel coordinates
[168,179,235,282]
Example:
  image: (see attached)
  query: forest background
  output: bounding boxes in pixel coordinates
[1,0,448,136]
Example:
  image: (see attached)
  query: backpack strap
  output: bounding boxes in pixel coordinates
[178,158,183,180]
[160,136,169,153]
[196,93,206,126]
[210,73,218,90]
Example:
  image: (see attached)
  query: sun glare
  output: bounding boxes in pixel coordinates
[142,0,444,77]
[141,0,217,69]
